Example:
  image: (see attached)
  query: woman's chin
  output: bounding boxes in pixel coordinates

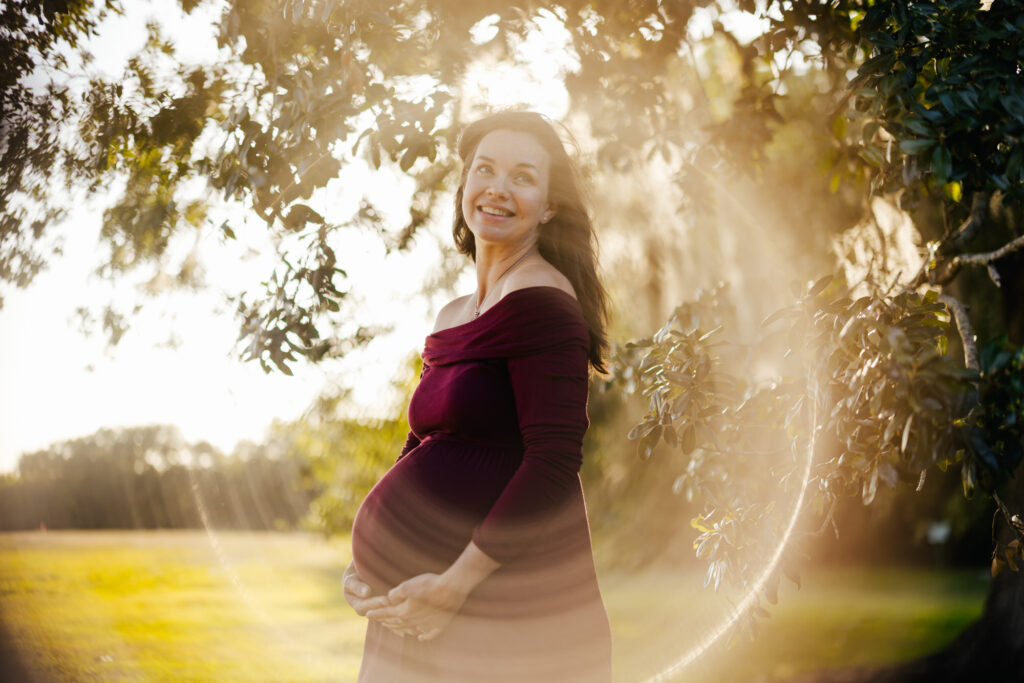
[469,224,538,249]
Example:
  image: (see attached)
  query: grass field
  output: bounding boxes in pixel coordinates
[0,531,987,682]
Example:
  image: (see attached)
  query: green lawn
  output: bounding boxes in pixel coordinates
[0,531,987,682]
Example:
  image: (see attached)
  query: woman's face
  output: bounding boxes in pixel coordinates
[461,128,556,251]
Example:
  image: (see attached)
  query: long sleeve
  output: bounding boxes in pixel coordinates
[470,337,590,564]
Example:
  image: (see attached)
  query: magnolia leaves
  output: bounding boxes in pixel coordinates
[844,3,1024,204]
[621,273,1024,636]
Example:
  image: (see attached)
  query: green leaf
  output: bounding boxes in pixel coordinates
[681,424,697,454]
[962,460,976,499]
[859,145,886,167]
[932,145,952,181]
[1001,94,1024,120]
[858,52,897,76]
[626,421,652,441]
[938,92,956,115]
[761,306,802,327]
[863,466,879,504]
[903,119,932,136]
[901,414,914,454]
[862,120,880,143]
[399,147,417,172]
[808,275,834,297]
[899,138,935,155]
[878,460,899,488]
[698,325,723,342]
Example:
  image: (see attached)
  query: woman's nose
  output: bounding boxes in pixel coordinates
[486,175,510,197]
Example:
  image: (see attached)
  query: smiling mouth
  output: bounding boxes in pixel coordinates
[479,206,514,217]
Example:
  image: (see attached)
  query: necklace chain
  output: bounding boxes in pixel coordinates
[474,249,535,317]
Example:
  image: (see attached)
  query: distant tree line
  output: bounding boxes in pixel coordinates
[0,387,992,571]
[0,425,313,531]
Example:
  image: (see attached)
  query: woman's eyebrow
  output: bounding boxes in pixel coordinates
[474,155,539,171]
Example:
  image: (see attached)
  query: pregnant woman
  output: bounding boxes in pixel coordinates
[344,110,613,682]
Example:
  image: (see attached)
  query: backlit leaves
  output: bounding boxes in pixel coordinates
[621,275,1024,623]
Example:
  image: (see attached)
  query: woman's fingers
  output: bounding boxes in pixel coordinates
[347,593,391,617]
[359,573,456,640]
[380,621,441,641]
[343,573,371,598]
[379,618,420,639]
[355,595,392,616]
[365,604,401,621]
[417,627,442,642]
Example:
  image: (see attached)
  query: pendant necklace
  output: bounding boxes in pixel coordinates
[474,248,536,318]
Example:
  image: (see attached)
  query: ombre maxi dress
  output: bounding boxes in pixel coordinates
[351,286,612,683]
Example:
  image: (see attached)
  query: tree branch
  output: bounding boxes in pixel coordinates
[913,192,991,287]
[951,233,1024,288]
[927,232,1024,287]
[994,492,1024,541]
[938,293,979,371]
[939,191,988,254]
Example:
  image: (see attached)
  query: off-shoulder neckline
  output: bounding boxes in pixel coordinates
[428,286,579,338]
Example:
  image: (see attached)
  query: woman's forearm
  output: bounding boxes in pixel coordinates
[440,540,501,597]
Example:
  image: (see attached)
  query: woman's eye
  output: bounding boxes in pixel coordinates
[476,164,492,174]
[515,173,534,184]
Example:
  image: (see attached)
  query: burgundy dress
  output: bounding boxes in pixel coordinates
[351,286,612,682]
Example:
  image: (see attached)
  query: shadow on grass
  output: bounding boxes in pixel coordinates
[0,609,39,683]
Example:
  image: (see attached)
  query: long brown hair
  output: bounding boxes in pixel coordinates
[452,111,609,374]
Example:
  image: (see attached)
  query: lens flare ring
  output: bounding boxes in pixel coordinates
[644,394,820,682]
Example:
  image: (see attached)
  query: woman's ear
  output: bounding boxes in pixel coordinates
[541,202,557,224]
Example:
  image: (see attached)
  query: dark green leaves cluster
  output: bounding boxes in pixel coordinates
[969,337,1024,495]
[846,0,1024,203]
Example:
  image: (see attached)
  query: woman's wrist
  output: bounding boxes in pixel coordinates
[441,541,501,597]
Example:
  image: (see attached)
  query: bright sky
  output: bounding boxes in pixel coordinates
[0,2,575,473]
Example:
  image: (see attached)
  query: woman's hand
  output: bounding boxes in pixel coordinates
[365,573,469,642]
[342,561,391,617]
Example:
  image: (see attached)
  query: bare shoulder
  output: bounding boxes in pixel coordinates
[503,258,577,300]
[432,294,474,333]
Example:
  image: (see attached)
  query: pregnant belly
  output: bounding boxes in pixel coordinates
[351,438,520,592]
